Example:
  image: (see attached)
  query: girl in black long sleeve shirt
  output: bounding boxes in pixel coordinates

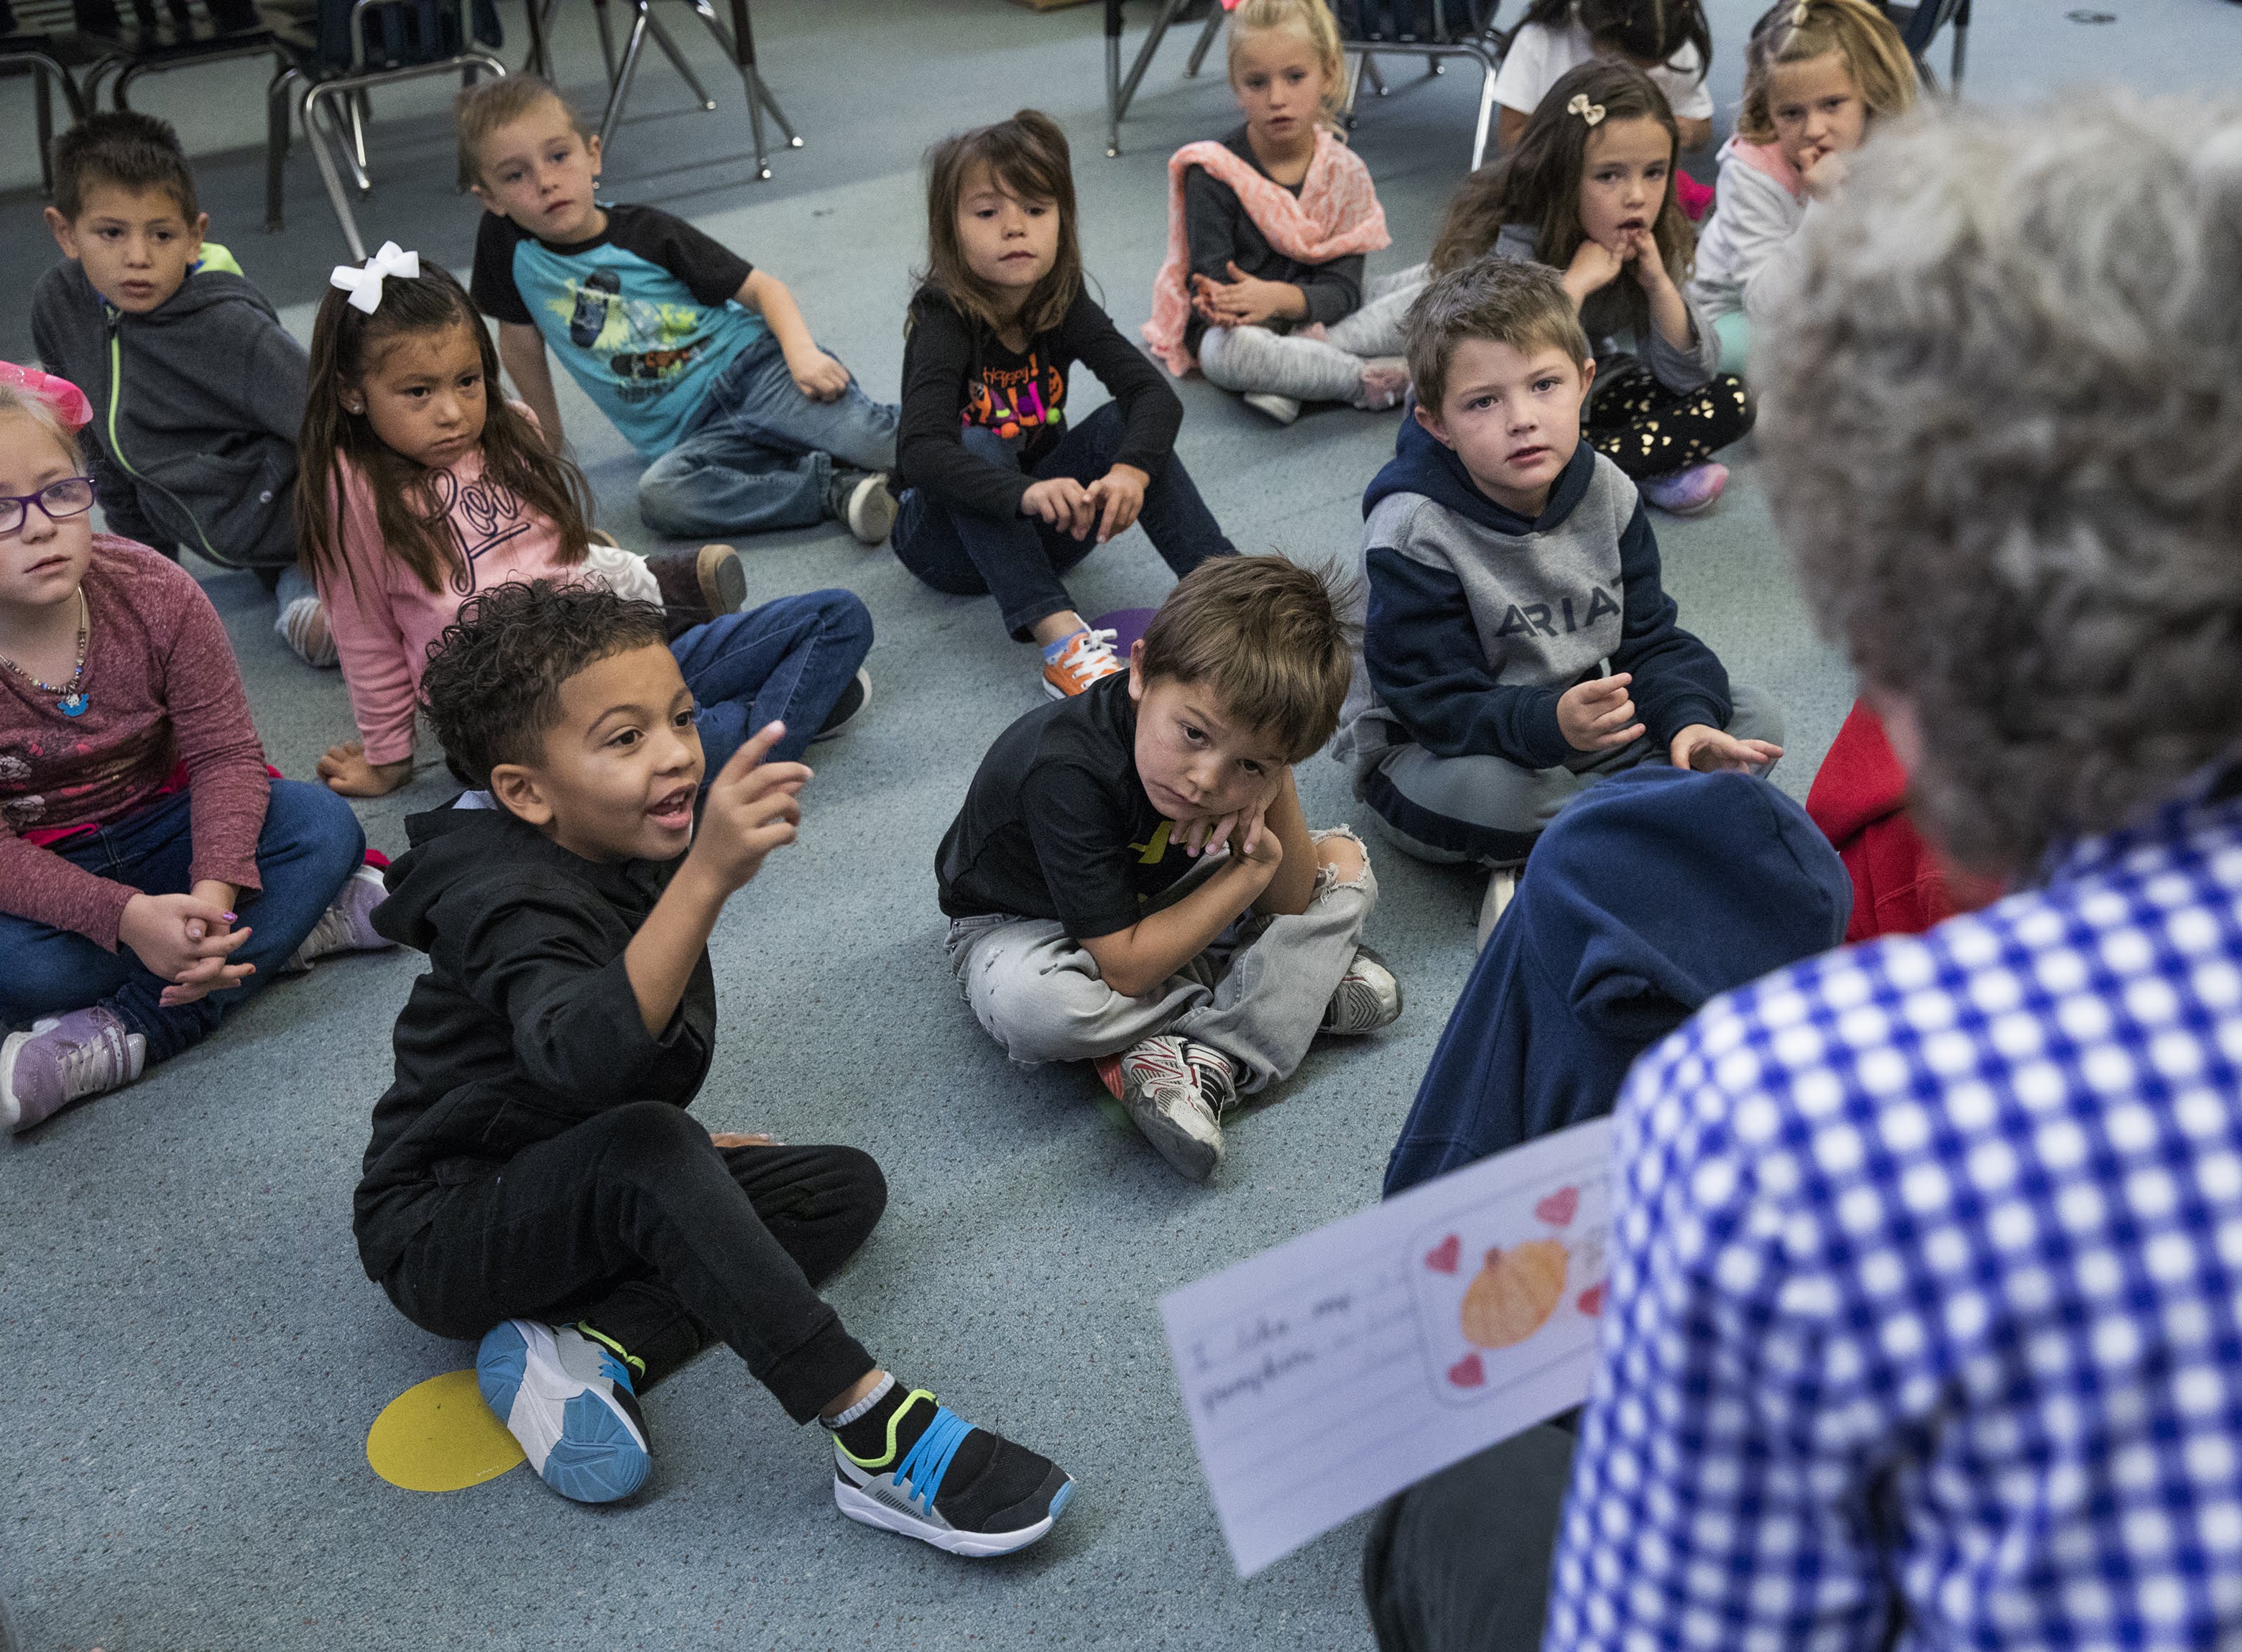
[892,111,1235,701]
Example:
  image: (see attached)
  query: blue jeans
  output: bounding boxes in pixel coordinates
[672,590,874,771]
[890,402,1237,640]
[637,331,900,539]
[0,780,366,1064]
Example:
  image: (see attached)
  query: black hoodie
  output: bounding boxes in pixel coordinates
[352,804,714,1282]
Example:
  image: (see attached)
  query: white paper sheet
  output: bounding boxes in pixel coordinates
[1159,1117,1615,1577]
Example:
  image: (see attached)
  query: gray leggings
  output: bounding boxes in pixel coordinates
[945,831,1375,1093]
[1198,264,1428,405]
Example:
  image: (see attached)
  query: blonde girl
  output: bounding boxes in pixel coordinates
[0,364,378,1132]
[300,252,872,798]
[893,110,1236,699]
[1429,61,1751,514]
[1144,0,1416,425]
[1690,0,1916,369]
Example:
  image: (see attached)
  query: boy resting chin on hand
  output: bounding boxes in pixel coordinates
[936,555,1403,1183]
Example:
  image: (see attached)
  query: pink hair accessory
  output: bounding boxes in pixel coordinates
[0,362,94,432]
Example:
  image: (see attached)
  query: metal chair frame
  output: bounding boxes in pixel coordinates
[1104,0,1508,171]
[268,0,507,257]
[1884,0,1968,90]
[538,0,797,181]
[0,40,92,198]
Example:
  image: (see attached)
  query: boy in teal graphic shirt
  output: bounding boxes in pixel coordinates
[461,77,900,545]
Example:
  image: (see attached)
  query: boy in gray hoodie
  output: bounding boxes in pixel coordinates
[32,111,331,666]
[1333,258,1785,942]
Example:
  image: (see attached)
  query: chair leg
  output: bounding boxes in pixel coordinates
[34,65,55,200]
[595,5,651,152]
[349,88,371,174]
[265,65,298,231]
[1948,0,1968,88]
[642,9,715,111]
[1184,1,1222,75]
[303,87,369,261]
[1363,53,1387,95]
[1106,0,1184,157]
[1105,2,1122,157]
[591,0,619,85]
[1470,50,1497,170]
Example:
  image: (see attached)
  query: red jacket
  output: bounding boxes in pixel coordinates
[1807,701,1996,942]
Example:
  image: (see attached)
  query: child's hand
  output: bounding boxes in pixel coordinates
[1669,724,1784,773]
[1563,237,1628,306]
[1179,770,1285,864]
[687,721,811,895]
[709,1130,778,1148]
[1799,147,1849,198]
[1621,227,1674,297]
[1556,673,1645,752]
[1084,464,1148,543]
[119,890,254,1001]
[1191,264,1305,329]
[1020,476,1096,540]
[785,347,852,402]
[319,740,413,797]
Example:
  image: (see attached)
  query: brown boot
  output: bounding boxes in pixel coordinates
[645,544,747,641]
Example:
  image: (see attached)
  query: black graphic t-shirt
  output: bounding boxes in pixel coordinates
[937,673,1196,938]
[897,287,1184,522]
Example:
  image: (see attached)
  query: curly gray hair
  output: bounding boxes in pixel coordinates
[1757,97,2242,873]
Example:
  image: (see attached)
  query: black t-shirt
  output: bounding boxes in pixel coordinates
[936,674,1196,938]
[896,287,1184,522]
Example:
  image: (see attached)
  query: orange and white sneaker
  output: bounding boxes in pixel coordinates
[1040,627,1123,700]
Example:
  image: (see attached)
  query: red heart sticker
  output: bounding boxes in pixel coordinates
[1534,1186,1579,1227]
[1576,1283,1604,1317]
[1424,1234,1460,1274]
[1447,1352,1485,1388]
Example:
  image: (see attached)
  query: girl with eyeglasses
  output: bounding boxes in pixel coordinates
[0,363,387,1135]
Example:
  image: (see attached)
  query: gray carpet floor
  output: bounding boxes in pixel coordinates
[3,1,2237,1647]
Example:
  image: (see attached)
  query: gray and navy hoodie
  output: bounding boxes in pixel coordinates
[29,249,307,571]
[1333,415,1730,789]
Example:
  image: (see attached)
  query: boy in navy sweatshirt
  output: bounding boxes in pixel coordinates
[1333,258,1784,943]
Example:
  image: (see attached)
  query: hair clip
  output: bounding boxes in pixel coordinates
[0,361,93,431]
[329,241,423,315]
[1567,93,1607,127]
[1791,0,1810,21]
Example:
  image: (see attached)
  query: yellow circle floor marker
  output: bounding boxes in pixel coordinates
[366,1369,525,1492]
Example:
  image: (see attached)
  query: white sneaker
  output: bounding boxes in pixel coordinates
[1095,1035,1236,1181]
[285,863,395,973]
[1478,866,1521,949]
[1321,947,1402,1035]
[1242,392,1301,426]
[1,1007,147,1133]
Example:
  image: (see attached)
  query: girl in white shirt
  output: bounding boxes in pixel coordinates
[1493,0,1716,154]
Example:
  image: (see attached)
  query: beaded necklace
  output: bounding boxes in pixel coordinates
[0,589,91,716]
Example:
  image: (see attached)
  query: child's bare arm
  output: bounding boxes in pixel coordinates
[736,270,850,401]
[1250,772,1319,918]
[1077,842,1281,1000]
[624,723,808,1035]
[496,323,564,450]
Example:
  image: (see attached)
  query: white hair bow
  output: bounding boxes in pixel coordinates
[329,241,421,315]
[1567,93,1606,128]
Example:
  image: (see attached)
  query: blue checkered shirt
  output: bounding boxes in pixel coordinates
[1546,775,2242,1650]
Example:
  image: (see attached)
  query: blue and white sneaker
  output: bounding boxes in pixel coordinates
[831,1388,1074,1557]
[476,1319,651,1503]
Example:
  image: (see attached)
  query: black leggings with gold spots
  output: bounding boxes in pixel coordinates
[1583,366,1754,479]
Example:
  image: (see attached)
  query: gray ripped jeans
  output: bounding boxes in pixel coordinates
[1197,264,1429,406]
[946,830,1376,1093]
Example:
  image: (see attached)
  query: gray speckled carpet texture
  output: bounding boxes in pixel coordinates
[3,0,2236,1646]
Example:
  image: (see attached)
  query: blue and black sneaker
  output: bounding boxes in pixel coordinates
[831,1387,1073,1557]
[476,1319,652,1504]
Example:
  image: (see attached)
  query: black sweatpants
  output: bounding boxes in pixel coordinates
[381,1101,887,1424]
[1584,365,1754,479]
[1360,1423,1575,1652]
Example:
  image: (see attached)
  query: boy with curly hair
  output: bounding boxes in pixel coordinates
[356,581,1071,1554]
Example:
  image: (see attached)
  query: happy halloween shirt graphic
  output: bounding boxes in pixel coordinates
[473,203,768,457]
